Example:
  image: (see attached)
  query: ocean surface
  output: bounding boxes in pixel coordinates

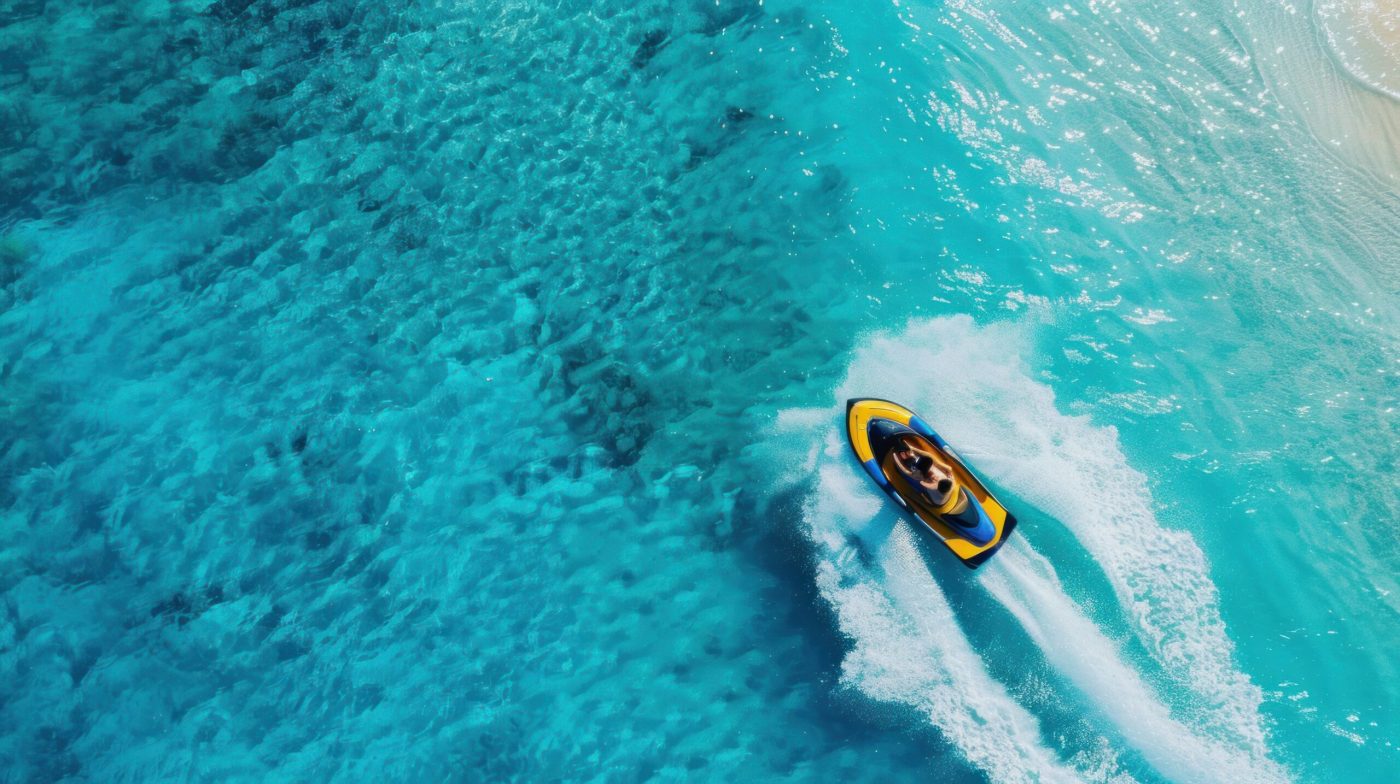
[2,0,1398,782]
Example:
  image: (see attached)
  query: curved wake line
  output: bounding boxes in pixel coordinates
[798,444,1099,784]
[837,316,1276,760]
[984,543,1288,784]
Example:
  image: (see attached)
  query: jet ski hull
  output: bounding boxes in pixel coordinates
[845,398,1017,569]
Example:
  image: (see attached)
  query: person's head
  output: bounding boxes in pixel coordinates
[924,457,953,484]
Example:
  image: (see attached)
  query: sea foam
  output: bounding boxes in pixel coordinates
[836,316,1275,755]
[794,438,1096,784]
[781,315,1290,782]
[985,543,1288,783]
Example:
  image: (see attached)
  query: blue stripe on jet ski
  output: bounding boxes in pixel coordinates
[907,414,948,448]
[963,494,996,546]
[938,491,993,546]
[861,458,891,490]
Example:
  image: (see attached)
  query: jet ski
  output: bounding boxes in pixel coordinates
[845,398,1017,569]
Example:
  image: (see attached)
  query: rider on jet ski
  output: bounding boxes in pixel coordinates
[890,440,978,527]
[847,398,1016,566]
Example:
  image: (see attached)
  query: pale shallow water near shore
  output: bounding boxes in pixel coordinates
[1320,0,1400,99]
[1290,0,1400,186]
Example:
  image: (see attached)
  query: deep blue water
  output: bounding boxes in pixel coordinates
[2,0,1398,782]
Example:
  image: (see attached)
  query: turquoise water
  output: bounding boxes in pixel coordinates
[2,0,1397,781]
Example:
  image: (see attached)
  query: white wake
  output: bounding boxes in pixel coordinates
[791,422,1103,784]
[777,316,1289,783]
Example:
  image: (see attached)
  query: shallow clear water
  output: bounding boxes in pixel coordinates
[2,0,1397,782]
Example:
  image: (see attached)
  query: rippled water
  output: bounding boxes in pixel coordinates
[3,0,1398,781]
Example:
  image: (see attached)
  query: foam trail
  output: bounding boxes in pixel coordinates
[785,405,1279,784]
[983,542,1288,783]
[835,316,1275,759]
[793,424,1098,784]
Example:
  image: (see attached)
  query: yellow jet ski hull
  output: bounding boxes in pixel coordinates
[845,398,1017,568]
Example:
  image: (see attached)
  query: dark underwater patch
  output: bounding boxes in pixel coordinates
[631,29,668,69]
[0,234,27,289]
[554,347,656,468]
[150,584,227,628]
[725,105,756,124]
